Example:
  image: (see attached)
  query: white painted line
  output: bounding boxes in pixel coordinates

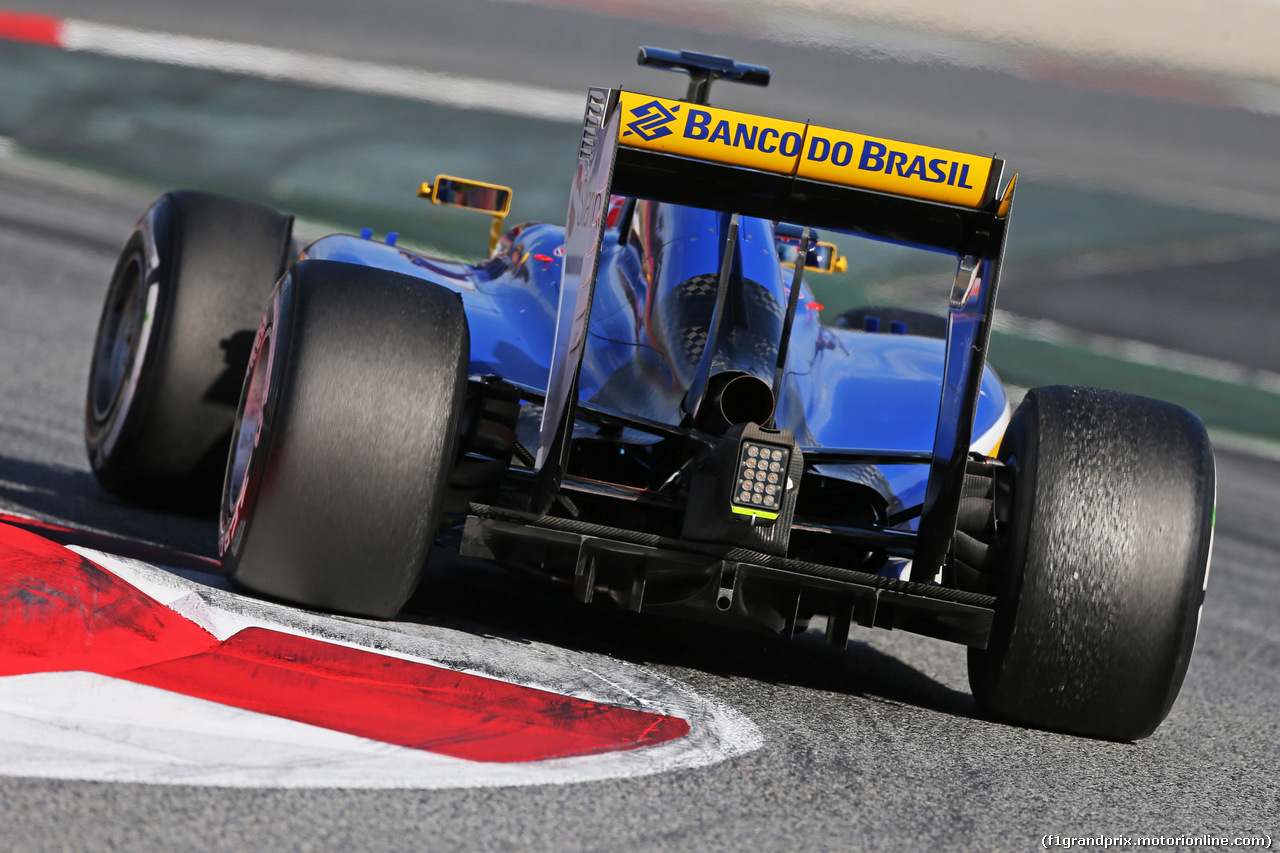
[0,669,754,789]
[57,19,587,124]
[1205,427,1280,462]
[993,309,1280,396]
[0,546,761,789]
[503,0,1280,115]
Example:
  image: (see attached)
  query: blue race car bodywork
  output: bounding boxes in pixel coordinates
[87,47,1218,740]
[302,204,1009,551]
[85,48,1223,737]
[264,43,1025,648]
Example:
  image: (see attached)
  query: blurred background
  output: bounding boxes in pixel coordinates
[3,0,1279,443]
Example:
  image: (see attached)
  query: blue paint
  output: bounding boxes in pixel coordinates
[299,200,1008,511]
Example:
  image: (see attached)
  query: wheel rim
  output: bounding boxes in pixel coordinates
[91,251,146,424]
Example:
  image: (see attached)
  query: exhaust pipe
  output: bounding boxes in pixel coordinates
[695,371,776,434]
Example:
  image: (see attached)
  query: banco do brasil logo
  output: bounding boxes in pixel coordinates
[625,100,680,141]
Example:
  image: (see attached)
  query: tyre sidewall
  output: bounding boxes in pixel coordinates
[220,274,294,566]
[85,195,177,487]
[84,191,293,508]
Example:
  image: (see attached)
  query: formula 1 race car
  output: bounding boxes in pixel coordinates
[85,47,1215,741]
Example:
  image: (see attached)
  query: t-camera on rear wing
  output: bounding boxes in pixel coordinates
[534,87,1017,583]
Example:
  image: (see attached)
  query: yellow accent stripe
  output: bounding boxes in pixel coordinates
[730,505,780,521]
[617,91,994,209]
[997,173,1018,218]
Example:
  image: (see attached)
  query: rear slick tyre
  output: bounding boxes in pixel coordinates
[85,191,294,511]
[968,386,1215,741]
[219,260,469,619]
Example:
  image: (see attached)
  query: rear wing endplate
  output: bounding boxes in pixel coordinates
[533,89,1017,582]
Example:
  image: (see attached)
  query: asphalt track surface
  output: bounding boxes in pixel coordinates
[2,144,1279,853]
[3,1,1279,387]
[18,0,1280,221]
[2,3,1280,851]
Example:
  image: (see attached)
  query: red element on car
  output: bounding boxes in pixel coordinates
[0,523,690,762]
[0,11,63,47]
[533,254,555,263]
[605,195,627,227]
[807,302,824,311]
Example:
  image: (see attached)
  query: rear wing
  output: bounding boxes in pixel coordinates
[534,88,1017,582]
[611,91,1010,241]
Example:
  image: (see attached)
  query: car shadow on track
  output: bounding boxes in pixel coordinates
[0,454,218,559]
[411,554,980,725]
[0,451,978,724]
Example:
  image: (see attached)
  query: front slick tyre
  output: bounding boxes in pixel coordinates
[220,260,469,619]
[85,191,293,511]
[969,386,1215,741]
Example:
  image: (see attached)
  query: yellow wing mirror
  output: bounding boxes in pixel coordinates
[805,241,848,274]
[776,230,847,274]
[418,175,513,255]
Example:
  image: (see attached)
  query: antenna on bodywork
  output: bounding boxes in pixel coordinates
[637,46,770,106]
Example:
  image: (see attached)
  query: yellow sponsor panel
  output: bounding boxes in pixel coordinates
[615,90,995,209]
[617,91,805,176]
[800,125,992,208]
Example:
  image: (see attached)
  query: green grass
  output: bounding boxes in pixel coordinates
[987,330,1280,439]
